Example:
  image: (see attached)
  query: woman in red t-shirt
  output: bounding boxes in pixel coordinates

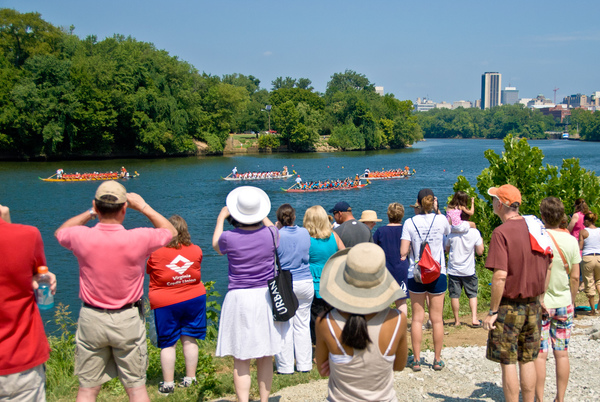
[146,215,206,395]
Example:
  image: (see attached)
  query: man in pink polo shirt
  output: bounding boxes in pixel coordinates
[56,181,175,402]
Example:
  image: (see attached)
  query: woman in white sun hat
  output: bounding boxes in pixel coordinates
[212,186,282,402]
[315,243,408,402]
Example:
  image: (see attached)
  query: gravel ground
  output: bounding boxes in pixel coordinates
[265,315,600,402]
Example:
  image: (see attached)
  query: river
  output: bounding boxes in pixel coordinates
[1,138,599,333]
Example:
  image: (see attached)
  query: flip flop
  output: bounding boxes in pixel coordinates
[470,320,483,328]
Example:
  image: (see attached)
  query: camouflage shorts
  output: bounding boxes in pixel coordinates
[486,298,541,364]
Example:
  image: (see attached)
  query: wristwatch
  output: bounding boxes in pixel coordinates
[488,310,498,316]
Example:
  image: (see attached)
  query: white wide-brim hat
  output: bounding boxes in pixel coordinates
[320,243,405,315]
[226,186,271,225]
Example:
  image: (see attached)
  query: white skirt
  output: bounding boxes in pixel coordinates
[216,287,284,360]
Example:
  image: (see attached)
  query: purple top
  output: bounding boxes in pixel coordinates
[219,225,279,290]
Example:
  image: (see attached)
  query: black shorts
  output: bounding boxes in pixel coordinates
[448,274,478,299]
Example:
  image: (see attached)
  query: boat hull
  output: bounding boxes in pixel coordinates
[223,174,293,181]
[359,173,413,180]
[284,184,367,193]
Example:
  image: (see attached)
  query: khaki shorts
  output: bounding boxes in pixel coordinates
[75,305,148,388]
[486,297,541,365]
[581,255,600,296]
[0,364,45,402]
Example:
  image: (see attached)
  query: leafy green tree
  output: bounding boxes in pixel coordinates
[0,9,62,67]
[269,87,324,110]
[325,69,375,96]
[296,78,313,91]
[452,134,600,241]
[328,120,364,150]
[222,73,260,95]
[271,76,296,90]
[258,133,280,149]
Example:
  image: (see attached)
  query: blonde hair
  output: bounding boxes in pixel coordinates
[387,202,405,223]
[303,205,332,239]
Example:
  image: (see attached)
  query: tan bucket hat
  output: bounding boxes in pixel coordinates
[320,243,405,315]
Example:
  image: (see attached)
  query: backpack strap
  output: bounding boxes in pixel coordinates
[410,214,437,260]
[547,230,571,276]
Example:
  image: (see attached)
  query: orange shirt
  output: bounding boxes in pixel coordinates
[146,244,206,309]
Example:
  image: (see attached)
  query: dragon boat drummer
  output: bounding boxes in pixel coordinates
[232,166,238,178]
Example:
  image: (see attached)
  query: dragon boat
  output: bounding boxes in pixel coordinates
[40,170,138,182]
[359,169,414,180]
[282,183,368,193]
[223,173,293,181]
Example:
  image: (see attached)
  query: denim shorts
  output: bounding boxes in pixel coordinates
[408,274,448,295]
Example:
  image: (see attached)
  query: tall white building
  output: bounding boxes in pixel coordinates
[481,72,502,109]
[375,86,384,96]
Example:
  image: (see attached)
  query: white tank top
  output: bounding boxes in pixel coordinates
[582,227,600,255]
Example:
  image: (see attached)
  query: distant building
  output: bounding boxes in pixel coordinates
[539,105,570,123]
[414,97,436,112]
[436,101,452,109]
[481,72,501,109]
[501,87,519,105]
[452,100,472,109]
[519,98,532,107]
[527,94,553,108]
[591,91,600,106]
[375,86,384,96]
[563,94,589,108]
[474,99,481,109]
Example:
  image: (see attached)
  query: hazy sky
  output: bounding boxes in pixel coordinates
[4,0,600,103]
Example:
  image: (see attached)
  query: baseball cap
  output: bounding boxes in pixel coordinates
[95,181,127,204]
[488,184,521,206]
[417,188,434,205]
[329,201,351,213]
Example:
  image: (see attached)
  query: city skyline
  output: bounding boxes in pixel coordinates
[4,0,600,103]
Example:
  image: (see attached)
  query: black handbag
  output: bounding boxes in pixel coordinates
[267,227,299,321]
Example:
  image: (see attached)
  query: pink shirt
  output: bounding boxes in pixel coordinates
[57,223,172,308]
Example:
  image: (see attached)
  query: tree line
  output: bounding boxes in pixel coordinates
[2,9,597,160]
[0,9,422,159]
[416,104,558,139]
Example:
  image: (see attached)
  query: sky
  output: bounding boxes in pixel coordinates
[3,0,600,104]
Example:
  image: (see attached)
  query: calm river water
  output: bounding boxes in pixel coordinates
[1,138,599,332]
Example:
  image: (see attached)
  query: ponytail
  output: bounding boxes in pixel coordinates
[420,195,435,214]
[341,314,371,350]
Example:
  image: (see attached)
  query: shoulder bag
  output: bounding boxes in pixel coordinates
[267,227,299,321]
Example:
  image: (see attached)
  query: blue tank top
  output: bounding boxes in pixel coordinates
[309,235,339,298]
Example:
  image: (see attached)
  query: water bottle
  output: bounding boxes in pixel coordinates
[36,266,54,310]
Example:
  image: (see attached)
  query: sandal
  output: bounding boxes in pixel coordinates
[433,359,445,371]
[407,356,422,372]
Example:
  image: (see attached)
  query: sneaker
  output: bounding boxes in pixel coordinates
[158,382,174,395]
[178,377,196,388]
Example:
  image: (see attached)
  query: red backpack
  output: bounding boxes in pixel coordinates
[411,216,442,284]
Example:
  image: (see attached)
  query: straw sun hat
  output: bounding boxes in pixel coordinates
[320,243,405,315]
[358,210,382,223]
[226,186,271,225]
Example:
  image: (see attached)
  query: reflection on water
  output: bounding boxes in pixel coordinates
[1,139,599,332]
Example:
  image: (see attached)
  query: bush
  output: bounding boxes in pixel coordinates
[257,134,280,149]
